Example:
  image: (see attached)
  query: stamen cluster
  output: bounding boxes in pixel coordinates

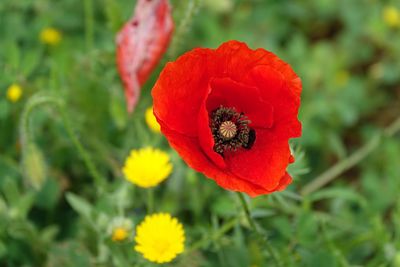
[210,106,255,155]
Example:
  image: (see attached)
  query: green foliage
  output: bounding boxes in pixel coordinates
[1,0,400,266]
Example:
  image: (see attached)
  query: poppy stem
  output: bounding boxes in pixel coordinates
[236,192,257,230]
[301,115,400,195]
[168,0,201,59]
[236,192,282,267]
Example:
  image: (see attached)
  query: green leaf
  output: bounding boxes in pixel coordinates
[309,188,367,208]
[65,192,93,219]
[21,49,42,77]
[15,192,35,219]
[0,241,6,258]
[1,176,20,207]
[35,178,61,210]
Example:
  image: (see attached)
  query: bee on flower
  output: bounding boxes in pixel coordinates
[135,213,185,263]
[107,217,133,242]
[122,147,172,188]
[6,83,23,103]
[40,27,62,46]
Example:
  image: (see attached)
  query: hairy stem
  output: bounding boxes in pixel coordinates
[168,0,202,59]
[236,192,282,267]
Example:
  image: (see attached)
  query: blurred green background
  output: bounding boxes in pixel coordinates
[1,0,400,266]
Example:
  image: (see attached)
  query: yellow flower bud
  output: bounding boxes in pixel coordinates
[6,84,22,103]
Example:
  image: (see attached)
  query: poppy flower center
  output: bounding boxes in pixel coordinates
[219,121,237,140]
[210,106,256,155]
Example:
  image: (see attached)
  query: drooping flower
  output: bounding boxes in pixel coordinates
[383,6,400,28]
[152,40,302,197]
[122,147,172,188]
[135,213,185,264]
[6,83,22,102]
[40,27,62,45]
[145,106,161,133]
[116,0,174,113]
[107,217,133,242]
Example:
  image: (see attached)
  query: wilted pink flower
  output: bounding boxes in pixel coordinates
[116,0,174,113]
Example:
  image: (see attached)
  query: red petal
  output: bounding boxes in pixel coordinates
[225,129,292,191]
[116,0,173,113]
[196,78,274,169]
[275,172,293,191]
[159,121,287,197]
[248,65,302,139]
[216,41,302,96]
[197,93,227,169]
[152,48,213,136]
[206,77,274,128]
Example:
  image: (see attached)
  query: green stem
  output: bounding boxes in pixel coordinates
[384,116,400,137]
[84,0,94,50]
[147,188,154,213]
[59,107,105,190]
[236,192,282,267]
[187,217,238,253]
[19,93,105,191]
[168,0,202,59]
[237,192,257,230]
[301,116,400,195]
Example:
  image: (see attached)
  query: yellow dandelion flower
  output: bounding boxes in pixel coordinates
[145,106,161,133]
[108,217,133,242]
[40,27,62,45]
[135,213,185,264]
[122,147,172,188]
[383,6,400,28]
[6,84,22,102]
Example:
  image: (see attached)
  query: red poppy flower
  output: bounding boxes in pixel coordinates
[116,0,173,113]
[152,41,302,197]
